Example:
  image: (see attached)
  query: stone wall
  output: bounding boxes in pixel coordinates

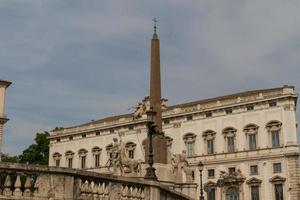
[0,163,193,200]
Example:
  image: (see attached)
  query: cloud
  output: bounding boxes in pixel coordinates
[0,0,299,154]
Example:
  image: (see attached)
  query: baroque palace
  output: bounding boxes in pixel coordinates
[47,27,300,200]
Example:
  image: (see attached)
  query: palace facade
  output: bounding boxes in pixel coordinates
[49,85,300,200]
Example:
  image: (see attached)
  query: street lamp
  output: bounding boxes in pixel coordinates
[198,161,205,200]
[144,107,158,180]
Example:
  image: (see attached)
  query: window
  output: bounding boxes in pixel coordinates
[65,151,74,168]
[208,169,215,178]
[244,124,259,150]
[56,138,60,142]
[186,115,193,121]
[247,104,254,111]
[223,127,237,153]
[109,129,114,133]
[273,163,282,173]
[187,143,194,157]
[53,152,61,167]
[225,108,232,114]
[78,149,88,169]
[128,125,134,130]
[229,167,236,174]
[95,154,100,167]
[207,139,214,154]
[81,156,86,168]
[269,101,277,107]
[92,147,102,167]
[249,134,257,150]
[202,130,216,155]
[205,112,212,118]
[266,121,282,148]
[207,188,216,200]
[183,133,196,157]
[68,158,73,168]
[250,165,258,175]
[82,134,86,138]
[272,130,280,147]
[69,136,73,140]
[274,184,283,200]
[125,142,136,159]
[227,137,235,152]
[95,131,100,136]
[55,159,60,167]
[251,185,260,200]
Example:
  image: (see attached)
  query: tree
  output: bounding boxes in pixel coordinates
[19,132,49,165]
[1,153,19,163]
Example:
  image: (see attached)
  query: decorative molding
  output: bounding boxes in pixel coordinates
[269,175,286,183]
[173,122,181,128]
[246,177,262,185]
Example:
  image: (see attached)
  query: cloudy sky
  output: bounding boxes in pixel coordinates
[1,0,300,155]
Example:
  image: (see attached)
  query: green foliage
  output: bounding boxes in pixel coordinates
[18,132,50,165]
[1,153,19,163]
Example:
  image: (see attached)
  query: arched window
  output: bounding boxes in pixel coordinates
[125,142,136,159]
[92,147,102,167]
[53,152,62,167]
[202,130,216,155]
[78,149,88,169]
[223,127,237,153]
[183,133,197,157]
[226,187,239,200]
[65,151,74,168]
[244,124,259,150]
[266,121,282,148]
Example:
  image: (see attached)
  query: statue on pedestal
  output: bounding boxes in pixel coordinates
[108,138,142,175]
[171,150,193,183]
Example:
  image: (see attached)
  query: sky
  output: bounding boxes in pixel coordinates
[1,0,300,155]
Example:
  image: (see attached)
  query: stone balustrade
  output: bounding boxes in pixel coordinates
[0,163,193,200]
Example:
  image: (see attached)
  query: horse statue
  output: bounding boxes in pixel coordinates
[118,141,142,175]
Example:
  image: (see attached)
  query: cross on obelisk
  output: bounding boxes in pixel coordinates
[148,19,167,164]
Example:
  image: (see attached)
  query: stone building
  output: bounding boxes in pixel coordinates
[48,28,300,200]
[49,85,300,199]
[0,79,11,161]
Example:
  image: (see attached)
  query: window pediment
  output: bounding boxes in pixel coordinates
[125,142,137,150]
[53,152,62,160]
[202,130,216,139]
[269,175,286,183]
[65,151,74,158]
[78,149,88,156]
[204,181,217,188]
[243,124,259,134]
[266,121,282,131]
[183,133,196,143]
[222,127,237,137]
[246,177,262,185]
[92,147,102,155]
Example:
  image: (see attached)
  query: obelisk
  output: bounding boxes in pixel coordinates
[149,19,167,164]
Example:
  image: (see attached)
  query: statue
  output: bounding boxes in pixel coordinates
[171,150,192,183]
[107,138,142,175]
[132,96,167,119]
[133,96,150,120]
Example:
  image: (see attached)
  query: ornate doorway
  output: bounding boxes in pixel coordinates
[226,187,239,200]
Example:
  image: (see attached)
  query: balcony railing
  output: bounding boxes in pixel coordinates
[0,163,193,200]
